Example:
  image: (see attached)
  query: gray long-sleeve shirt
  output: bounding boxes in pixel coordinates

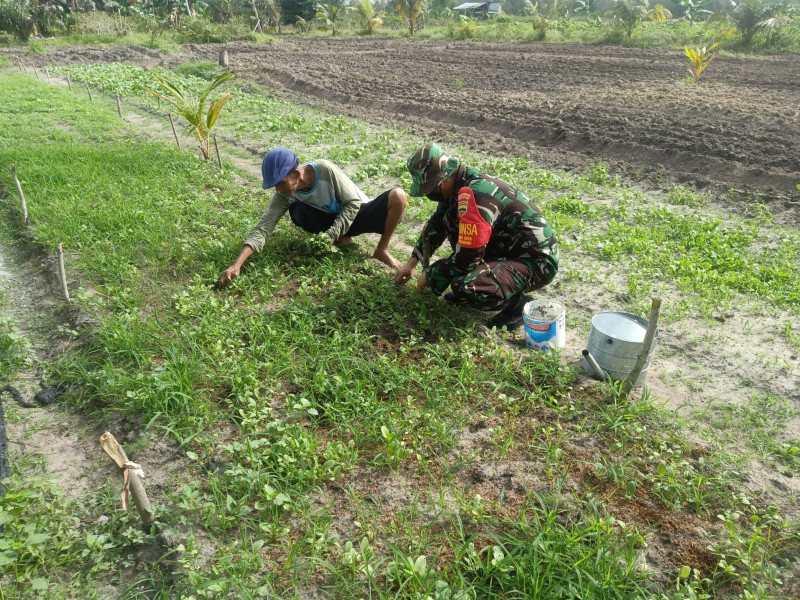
[244,159,370,253]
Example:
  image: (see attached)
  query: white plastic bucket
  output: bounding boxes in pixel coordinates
[523,299,566,350]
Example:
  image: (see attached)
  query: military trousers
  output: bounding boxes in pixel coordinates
[449,254,557,311]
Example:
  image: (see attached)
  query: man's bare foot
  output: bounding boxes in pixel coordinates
[373,248,402,270]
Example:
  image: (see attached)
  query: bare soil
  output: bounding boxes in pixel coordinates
[5,38,800,221]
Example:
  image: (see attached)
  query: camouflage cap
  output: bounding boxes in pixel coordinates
[407,142,460,197]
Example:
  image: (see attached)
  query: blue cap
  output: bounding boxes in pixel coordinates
[262,148,298,189]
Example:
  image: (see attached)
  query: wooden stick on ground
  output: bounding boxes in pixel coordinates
[213,134,222,169]
[168,114,181,149]
[57,243,70,303]
[45,67,52,85]
[100,432,154,529]
[622,297,661,396]
[9,165,28,225]
[66,74,72,92]
[86,83,93,102]
[116,94,122,118]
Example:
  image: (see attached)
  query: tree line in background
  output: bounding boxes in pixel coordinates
[0,0,798,48]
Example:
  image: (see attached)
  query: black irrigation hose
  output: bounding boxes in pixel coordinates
[0,369,66,496]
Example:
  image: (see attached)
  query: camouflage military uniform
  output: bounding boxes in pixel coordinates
[409,147,558,312]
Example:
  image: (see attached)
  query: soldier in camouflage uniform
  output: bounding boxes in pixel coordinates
[394,142,559,329]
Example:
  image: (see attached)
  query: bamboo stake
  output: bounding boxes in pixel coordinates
[17,57,23,71]
[622,297,661,395]
[9,165,28,225]
[21,61,27,74]
[100,432,154,529]
[86,83,93,101]
[168,113,181,148]
[33,66,40,80]
[45,66,52,85]
[57,243,70,303]
[66,74,73,92]
[116,94,122,118]
[213,134,222,169]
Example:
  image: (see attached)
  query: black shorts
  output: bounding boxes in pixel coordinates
[288,190,392,237]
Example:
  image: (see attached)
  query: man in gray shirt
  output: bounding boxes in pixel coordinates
[220,148,407,285]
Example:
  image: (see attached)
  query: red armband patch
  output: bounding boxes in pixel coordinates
[457,187,491,249]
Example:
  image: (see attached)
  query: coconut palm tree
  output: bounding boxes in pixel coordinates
[612,0,649,37]
[396,0,426,35]
[316,0,348,35]
[356,0,384,34]
[146,71,234,160]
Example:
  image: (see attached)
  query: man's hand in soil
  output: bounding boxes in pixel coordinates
[219,265,240,286]
[394,257,418,286]
[219,245,255,286]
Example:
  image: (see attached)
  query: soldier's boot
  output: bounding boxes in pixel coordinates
[486,294,533,330]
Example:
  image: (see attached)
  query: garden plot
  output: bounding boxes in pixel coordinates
[4,38,799,220]
[0,58,798,599]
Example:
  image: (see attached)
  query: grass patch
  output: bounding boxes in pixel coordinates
[1,68,798,599]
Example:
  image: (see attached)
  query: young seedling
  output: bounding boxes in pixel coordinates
[685,42,719,84]
[146,71,234,160]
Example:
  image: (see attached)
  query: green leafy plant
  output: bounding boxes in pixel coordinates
[146,70,234,160]
[375,424,413,469]
[295,15,312,32]
[678,0,711,25]
[356,0,384,34]
[456,15,478,38]
[316,0,349,35]
[731,0,776,44]
[307,232,337,256]
[685,42,718,83]
[757,13,791,46]
[612,0,649,37]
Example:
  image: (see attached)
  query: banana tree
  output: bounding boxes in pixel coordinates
[146,71,234,160]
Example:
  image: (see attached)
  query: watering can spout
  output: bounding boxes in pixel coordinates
[582,349,605,380]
